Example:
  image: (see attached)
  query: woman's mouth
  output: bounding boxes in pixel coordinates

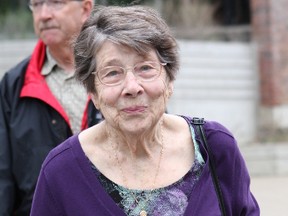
[122,106,147,114]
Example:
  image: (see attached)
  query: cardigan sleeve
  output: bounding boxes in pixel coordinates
[30,169,62,216]
[203,121,260,215]
[230,140,260,215]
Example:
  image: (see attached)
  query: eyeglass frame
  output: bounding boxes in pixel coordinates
[92,61,167,87]
[28,0,82,13]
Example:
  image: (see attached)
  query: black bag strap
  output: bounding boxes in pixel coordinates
[191,117,227,216]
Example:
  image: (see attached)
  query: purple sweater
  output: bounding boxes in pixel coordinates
[31,118,259,216]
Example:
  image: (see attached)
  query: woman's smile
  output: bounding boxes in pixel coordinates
[121,105,147,114]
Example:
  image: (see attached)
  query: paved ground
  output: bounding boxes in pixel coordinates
[250,175,288,216]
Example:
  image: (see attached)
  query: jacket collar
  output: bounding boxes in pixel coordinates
[20,40,92,130]
[20,40,70,125]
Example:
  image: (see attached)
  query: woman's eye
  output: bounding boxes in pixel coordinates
[140,65,153,71]
[105,69,122,77]
[138,65,154,72]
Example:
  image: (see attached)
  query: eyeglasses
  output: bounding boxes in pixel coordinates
[93,61,167,86]
[28,0,82,13]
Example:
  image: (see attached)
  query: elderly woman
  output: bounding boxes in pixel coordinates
[31,5,259,216]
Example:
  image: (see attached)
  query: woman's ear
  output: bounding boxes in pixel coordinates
[89,92,100,110]
[167,82,174,98]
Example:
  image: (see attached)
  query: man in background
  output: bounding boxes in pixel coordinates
[0,0,102,215]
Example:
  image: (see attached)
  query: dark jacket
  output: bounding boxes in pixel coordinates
[0,40,102,216]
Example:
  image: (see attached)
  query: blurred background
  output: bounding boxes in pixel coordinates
[0,0,288,215]
[0,0,251,39]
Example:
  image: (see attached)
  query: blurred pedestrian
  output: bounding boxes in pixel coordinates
[0,0,102,215]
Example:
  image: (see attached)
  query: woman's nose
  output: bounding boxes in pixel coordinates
[122,72,144,97]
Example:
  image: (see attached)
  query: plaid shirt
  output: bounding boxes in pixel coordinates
[42,49,87,133]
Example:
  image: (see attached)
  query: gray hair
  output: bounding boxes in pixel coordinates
[74,5,179,93]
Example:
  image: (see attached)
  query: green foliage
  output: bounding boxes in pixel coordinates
[0,0,17,14]
[0,9,35,39]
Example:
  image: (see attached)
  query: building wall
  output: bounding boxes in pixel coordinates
[168,40,259,145]
[251,0,288,137]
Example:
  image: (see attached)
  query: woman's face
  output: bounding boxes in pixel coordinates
[91,41,173,135]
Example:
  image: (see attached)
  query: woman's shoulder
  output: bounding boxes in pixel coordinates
[201,119,241,159]
[179,115,238,153]
[41,135,81,170]
[203,119,234,138]
[174,115,234,137]
[164,114,190,130]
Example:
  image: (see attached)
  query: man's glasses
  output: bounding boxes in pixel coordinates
[28,0,82,13]
[93,61,167,86]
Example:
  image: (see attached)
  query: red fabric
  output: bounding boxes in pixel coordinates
[20,40,70,126]
[81,98,91,130]
[20,40,91,131]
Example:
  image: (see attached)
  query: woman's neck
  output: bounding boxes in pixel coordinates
[106,119,164,158]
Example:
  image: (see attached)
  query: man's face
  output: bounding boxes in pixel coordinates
[31,0,91,47]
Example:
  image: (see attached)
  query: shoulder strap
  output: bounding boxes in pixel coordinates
[191,117,227,216]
